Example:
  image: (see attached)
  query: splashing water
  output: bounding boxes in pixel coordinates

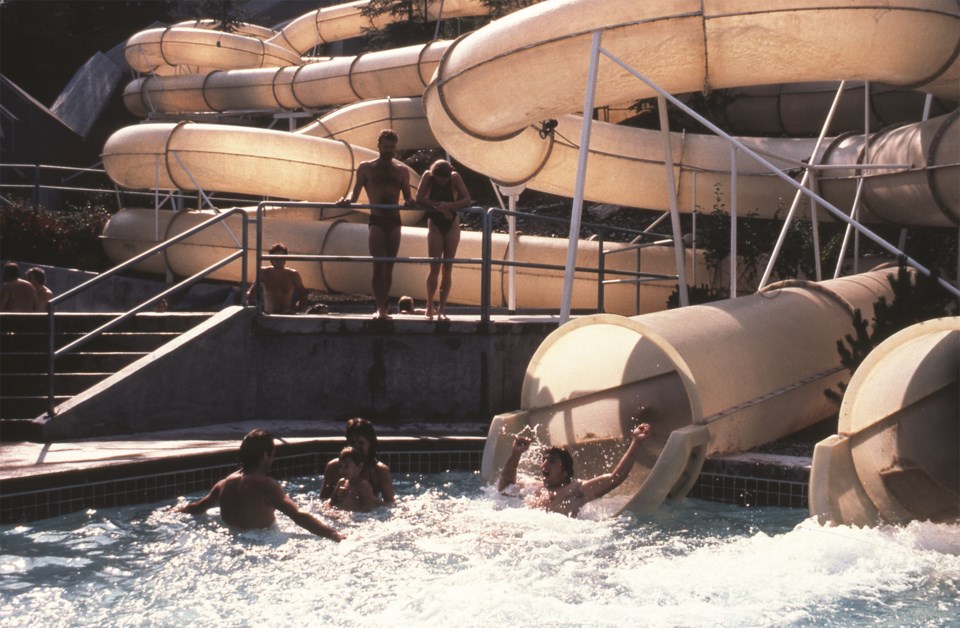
[1,472,957,627]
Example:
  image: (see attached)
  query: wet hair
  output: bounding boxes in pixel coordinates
[545,446,575,483]
[269,242,288,254]
[398,295,414,313]
[378,129,399,144]
[26,267,46,285]
[3,262,21,282]
[338,446,365,467]
[345,417,379,461]
[239,429,275,471]
[430,160,453,179]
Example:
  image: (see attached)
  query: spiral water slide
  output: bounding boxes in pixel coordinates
[102,2,959,516]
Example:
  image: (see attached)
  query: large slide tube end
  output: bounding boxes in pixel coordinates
[810,317,960,526]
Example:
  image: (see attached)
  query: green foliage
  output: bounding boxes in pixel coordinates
[0,200,111,271]
[824,262,957,403]
[358,0,535,50]
[170,0,248,32]
[665,283,727,309]
[697,184,846,290]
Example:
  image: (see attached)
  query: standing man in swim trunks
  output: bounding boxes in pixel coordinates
[336,129,414,320]
[498,423,652,517]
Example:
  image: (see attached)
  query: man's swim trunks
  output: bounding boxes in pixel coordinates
[369,212,402,232]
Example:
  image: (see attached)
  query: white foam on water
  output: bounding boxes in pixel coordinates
[1,472,957,627]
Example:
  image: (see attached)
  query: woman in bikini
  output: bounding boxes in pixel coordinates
[416,159,472,320]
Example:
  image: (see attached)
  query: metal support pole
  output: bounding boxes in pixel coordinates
[729,146,738,299]
[560,29,602,324]
[481,208,492,323]
[760,81,847,289]
[497,184,525,312]
[657,95,690,306]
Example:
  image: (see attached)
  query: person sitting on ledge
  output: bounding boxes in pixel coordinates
[326,447,383,512]
[497,423,652,517]
[175,429,343,540]
[247,242,308,314]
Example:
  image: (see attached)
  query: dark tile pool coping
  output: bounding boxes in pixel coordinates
[0,439,811,523]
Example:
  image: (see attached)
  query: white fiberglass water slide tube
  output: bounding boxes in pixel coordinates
[480,267,904,515]
[123,0,490,74]
[422,0,959,226]
[809,317,959,526]
[103,207,706,314]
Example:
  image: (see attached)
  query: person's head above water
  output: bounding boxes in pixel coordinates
[239,429,276,472]
[345,417,379,461]
[398,295,414,313]
[338,446,366,479]
[542,446,575,486]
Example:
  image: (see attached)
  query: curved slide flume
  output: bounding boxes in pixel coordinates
[480,267,908,516]
[423,0,959,225]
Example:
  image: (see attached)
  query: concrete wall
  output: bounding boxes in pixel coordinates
[42,307,555,440]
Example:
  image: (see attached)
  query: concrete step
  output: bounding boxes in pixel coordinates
[1,372,110,396]
[0,312,213,334]
[1,395,70,421]
[1,351,147,373]
[0,331,181,353]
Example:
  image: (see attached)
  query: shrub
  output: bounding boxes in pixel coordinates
[0,199,111,271]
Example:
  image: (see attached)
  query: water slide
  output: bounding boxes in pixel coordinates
[809,317,959,526]
[99,1,959,517]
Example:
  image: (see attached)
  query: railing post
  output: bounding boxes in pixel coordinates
[46,303,56,417]
[240,212,249,304]
[255,203,264,312]
[481,207,492,323]
[33,163,40,211]
[597,228,606,313]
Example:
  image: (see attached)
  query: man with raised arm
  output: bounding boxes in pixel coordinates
[336,129,415,320]
[498,423,653,517]
[175,429,343,541]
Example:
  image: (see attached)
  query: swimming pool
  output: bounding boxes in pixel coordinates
[1,471,957,626]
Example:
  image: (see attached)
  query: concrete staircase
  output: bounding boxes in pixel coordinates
[0,312,212,441]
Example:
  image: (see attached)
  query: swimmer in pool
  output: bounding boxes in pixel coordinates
[326,447,383,512]
[321,418,396,504]
[497,423,652,517]
[175,429,343,540]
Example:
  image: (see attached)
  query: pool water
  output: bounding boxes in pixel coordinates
[1,471,958,626]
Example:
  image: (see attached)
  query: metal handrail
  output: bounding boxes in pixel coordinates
[253,201,679,322]
[0,162,268,211]
[45,208,251,417]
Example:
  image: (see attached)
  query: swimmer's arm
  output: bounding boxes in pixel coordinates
[175,481,222,514]
[291,270,308,311]
[415,173,436,208]
[377,464,395,504]
[319,459,340,500]
[579,424,652,500]
[447,173,472,210]
[400,166,414,205]
[497,436,531,492]
[273,484,344,541]
[337,163,369,206]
